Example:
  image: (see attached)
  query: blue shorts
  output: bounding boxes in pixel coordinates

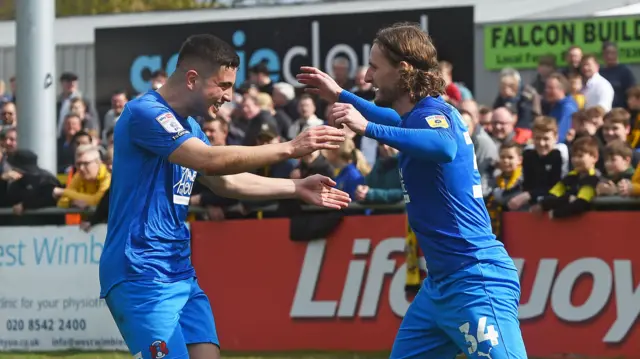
[105,277,218,359]
[391,262,527,359]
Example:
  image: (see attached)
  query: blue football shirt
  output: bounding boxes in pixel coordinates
[99,91,210,298]
[363,96,515,281]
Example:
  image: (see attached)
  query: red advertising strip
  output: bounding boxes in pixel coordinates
[503,212,640,359]
[191,213,640,358]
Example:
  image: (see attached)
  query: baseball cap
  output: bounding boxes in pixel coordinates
[257,120,279,141]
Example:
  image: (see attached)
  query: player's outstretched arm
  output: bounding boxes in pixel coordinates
[330,104,457,163]
[297,66,401,127]
[169,126,345,175]
[198,173,351,209]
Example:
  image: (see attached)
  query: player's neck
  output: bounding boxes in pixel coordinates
[393,95,416,117]
[156,82,191,118]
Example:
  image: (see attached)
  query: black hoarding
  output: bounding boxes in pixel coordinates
[95,6,474,111]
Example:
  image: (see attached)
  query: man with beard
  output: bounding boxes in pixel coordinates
[298,22,527,359]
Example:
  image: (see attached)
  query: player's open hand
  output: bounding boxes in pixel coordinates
[329,103,369,135]
[289,125,346,158]
[295,174,351,209]
[297,67,343,103]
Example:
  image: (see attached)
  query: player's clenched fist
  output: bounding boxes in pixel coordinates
[329,103,369,136]
[297,66,343,103]
[288,125,346,158]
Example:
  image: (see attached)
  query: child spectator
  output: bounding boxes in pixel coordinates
[568,73,585,110]
[486,141,524,240]
[626,85,640,148]
[569,108,607,172]
[538,136,600,219]
[596,140,635,196]
[324,138,366,199]
[508,116,568,210]
[601,108,640,166]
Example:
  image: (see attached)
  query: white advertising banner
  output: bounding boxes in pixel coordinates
[0,225,126,351]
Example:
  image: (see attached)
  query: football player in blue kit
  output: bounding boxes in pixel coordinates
[298,23,528,359]
[99,34,351,359]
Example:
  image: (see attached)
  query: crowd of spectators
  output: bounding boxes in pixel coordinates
[0,40,639,233]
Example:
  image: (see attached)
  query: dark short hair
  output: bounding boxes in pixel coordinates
[72,130,91,143]
[604,139,632,160]
[176,34,240,71]
[571,136,599,158]
[151,69,167,79]
[499,141,522,155]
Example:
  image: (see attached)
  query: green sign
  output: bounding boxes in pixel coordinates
[484,17,640,70]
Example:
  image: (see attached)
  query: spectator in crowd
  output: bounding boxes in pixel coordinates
[509,116,568,211]
[352,66,375,101]
[288,94,323,140]
[459,105,498,196]
[544,73,578,143]
[1,101,16,128]
[324,138,366,199]
[7,76,16,103]
[292,150,334,180]
[569,108,606,172]
[596,140,635,196]
[272,82,298,121]
[486,141,524,240]
[619,152,640,197]
[57,114,83,173]
[249,63,274,95]
[254,122,298,179]
[438,61,462,106]
[0,126,17,157]
[561,45,583,78]
[601,108,640,166]
[102,90,128,141]
[5,149,62,224]
[581,54,614,112]
[150,69,167,90]
[567,73,585,110]
[493,68,535,129]
[531,55,556,97]
[57,72,86,132]
[54,144,111,210]
[201,117,228,146]
[442,61,474,101]
[332,57,354,90]
[626,85,640,148]
[600,41,636,108]
[69,97,99,132]
[537,136,600,219]
[238,94,279,146]
[80,146,115,232]
[491,106,531,147]
[255,92,292,140]
[478,105,493,134]
[354,142,402,204]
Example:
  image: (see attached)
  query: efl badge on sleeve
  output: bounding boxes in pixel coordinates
[156,112,184,133]
[425,115,449,129]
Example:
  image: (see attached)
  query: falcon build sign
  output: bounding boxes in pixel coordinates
[94,6,473,108]
[484,16,640,70]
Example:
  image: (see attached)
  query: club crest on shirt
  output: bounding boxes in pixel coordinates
[156,112,184,133]
[149,340,169,358]
[425,115,449,129]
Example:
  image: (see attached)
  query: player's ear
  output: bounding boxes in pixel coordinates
[185,69,199,91]
[399,61,413,72]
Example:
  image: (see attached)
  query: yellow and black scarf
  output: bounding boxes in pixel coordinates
[628,112,640,149]
[405,218,421,294]
[487,166,523,239]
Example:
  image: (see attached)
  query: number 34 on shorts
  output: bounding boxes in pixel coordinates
[459,316,499,356]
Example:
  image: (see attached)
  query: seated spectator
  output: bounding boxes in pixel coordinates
[538,136,600,219]
[509,116,568,210]
[80,146,114,232]
[568,73,585,110]
[354,143,402,204]
[601,108,640,167]
[57,113,82,173]
[626,85,640,148]
[288,94,323,140]
[491,107,531,148]
[493,68,535,129]
[324,138,366,199]
[54,144,111,209]
[544,73,578,142]
[486,141,524,240]
[596,140,635,196]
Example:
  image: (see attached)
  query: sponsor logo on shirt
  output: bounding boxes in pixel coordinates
[425,115,449,129]
[156,112,184,133]
[172,129,190,141]
[173,166,197,205]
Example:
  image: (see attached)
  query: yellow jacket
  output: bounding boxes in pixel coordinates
[631,165,640,196]
[57,164,111,208]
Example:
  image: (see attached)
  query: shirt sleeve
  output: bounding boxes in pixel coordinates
[364,108,457,163]
[127,105,197,159]
[339,90,402,127]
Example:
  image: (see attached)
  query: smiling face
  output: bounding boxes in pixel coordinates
[185,65,237,118]
[365,43,402,108]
